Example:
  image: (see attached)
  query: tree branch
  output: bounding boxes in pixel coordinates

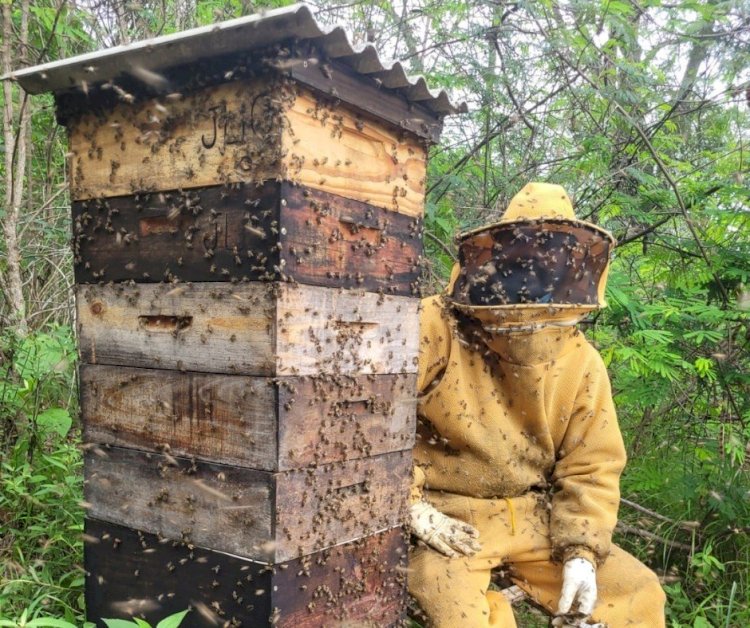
[621,497,701,532]
[550,47,731,306]
[424,230,457,263]
[615,522,695,552]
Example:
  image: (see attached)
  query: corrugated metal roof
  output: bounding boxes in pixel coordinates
[2,2,465,115]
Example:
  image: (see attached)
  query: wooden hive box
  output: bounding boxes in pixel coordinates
[75,281,419,376]
[81,366,417,470]
[85,519,408,627]
[72,181,424,293]
[84,444,411,562]
[7,4,463,625]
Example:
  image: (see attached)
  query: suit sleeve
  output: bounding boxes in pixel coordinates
[411,296,452,503]
[549,350,626,566]
[416,296,452,394]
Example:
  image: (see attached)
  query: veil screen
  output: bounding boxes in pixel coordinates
[452,221,612,307]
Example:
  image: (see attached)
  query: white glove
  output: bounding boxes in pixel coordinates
[557,557,598,617]
[409,501,482,558]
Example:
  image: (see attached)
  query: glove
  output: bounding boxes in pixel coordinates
[409,500,482,558]
[557,557,598,617]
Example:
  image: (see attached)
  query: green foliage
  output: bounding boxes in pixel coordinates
[0,615,81,628]
[423,188,460,292]
[102,610,190,628]
[1,326,77,455]
[0,327,83,623]
[617,427,750,626]
[0,437,84,622]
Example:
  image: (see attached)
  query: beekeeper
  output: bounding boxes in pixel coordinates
[409,182,666,627]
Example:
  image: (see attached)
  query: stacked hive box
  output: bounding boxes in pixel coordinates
[8,5,462,626]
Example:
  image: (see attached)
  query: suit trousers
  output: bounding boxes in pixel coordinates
[409,492,666,627]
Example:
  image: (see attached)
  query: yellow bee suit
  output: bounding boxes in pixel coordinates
[409,183,665,627]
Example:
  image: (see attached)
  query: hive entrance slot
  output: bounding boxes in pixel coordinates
[139,215,183,236]
[345,397,370,406]
[338,215,383,232]
[330,397,383,417]
[138,315,193,332]
[333,480,369,495]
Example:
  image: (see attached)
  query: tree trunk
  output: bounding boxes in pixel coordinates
[1,1,29,336]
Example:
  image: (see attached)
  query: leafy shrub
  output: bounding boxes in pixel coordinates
[0,327,84,623]
[102,610,190,628]
[0,326,77,457]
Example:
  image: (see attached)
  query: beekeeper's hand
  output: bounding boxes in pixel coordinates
[557,557,598,617]
[409,500,481,558]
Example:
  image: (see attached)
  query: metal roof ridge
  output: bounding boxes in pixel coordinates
[0,4,315,85]
[1,2,466,115]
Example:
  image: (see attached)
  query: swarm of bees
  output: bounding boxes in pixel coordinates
[68,37,435,628]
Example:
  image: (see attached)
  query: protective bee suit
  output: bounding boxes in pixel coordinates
[409,183,666,627]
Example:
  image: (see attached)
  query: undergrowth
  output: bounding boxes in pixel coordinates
[616,441,750,628]
[0,437,85,623]
[0,326,85,624]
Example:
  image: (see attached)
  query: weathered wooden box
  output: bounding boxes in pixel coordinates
[85,445,410,563]
[82,366,416,470]
[76,282,419,376]
[66,78,427,217]
[85,519,407,627]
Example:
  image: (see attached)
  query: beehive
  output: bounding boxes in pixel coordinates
[7,4,463,626]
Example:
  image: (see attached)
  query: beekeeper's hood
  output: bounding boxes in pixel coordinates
[447,182,615,333]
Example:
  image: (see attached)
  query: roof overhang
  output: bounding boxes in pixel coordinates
[2,3,466,117]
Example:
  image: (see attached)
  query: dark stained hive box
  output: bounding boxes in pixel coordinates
[85,519,407,627]
[72,182,423,294]
[6,4,463,625]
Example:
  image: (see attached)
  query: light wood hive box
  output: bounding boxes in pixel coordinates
[8,5,462,626]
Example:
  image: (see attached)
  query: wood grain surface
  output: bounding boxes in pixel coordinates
[82,365,416,470]
[72,181,423,294]
[84,446,411,562]
[274,282,419,376]
[84,445,274,559]
[72,182,280,284]
[68,78,286,201]
[273,450,410,560]
[76,282,419,376]
[68,77,427,216]
[280,183,422,295]
[276,372,416,469]
[80,365,278,468]
[282,89,426,216]
[288,56,443,143]
[76,281,276,375]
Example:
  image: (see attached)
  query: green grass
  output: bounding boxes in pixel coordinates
[616,435,750,628]
[0,436,86,624]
